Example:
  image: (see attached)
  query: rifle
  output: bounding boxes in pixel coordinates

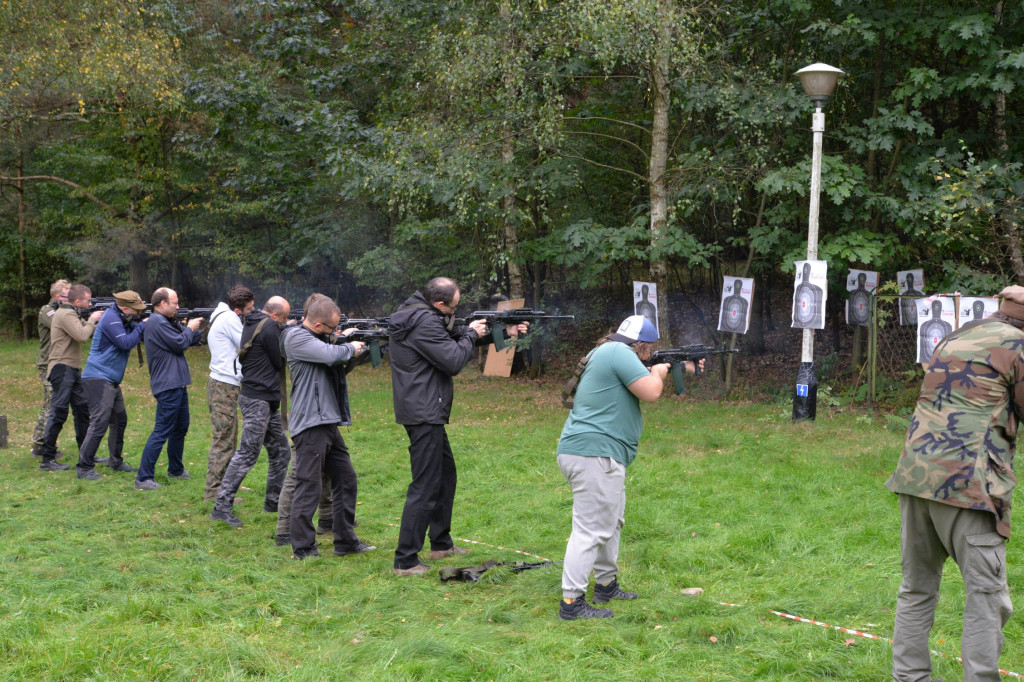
[343,327,390,368]
[338,315,391,330]
[644,344,739,395]
[76,297,118,319]
[174,307,217,321]
[459,308,575,351]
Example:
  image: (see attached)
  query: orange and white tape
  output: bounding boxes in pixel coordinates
[383,522,553,562]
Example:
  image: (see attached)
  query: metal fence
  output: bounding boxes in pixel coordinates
[866,294,934,403]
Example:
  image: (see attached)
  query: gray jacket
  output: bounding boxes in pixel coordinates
[282,324,358,437]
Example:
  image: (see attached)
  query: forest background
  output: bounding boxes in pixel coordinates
[2,0,1022,400]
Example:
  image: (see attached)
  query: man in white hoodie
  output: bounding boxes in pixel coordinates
[204,285,254,501]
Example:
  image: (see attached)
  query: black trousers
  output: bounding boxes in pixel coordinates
[41,364,90,462]
[77,378,128,474]
[394,423,457,569]
[289,425,359,557]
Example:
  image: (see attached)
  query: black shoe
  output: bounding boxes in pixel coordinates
[40,460,70,471]
[334,541,376,556]
[264,502,278,513]
[275,534,291,546]
[109,463,139,472]
[169,471,191,480]
[210,509,243,527]
[94,457,109,464]
[77,470,104,480]
[293,550,320,560]
[593,579,639,603]
[316,525,333,536]
[558,596,614,620]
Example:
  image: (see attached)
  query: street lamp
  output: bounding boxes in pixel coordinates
[792,62,843,421]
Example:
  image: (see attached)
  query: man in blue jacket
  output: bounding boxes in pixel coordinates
[282,293,376,559]
[76,290,148,479]
[135,287,204,491]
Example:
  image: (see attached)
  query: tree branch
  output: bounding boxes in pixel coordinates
[562,130,649,159]
[561,116,650,135]
[0,175,128,219]
[555,154,648,183]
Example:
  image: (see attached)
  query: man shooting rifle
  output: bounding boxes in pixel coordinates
[459,308,574,351]
[643,344,739,395]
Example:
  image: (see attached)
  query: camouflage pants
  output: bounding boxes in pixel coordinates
[204,378,240,501]
[213,395,290,513]
[276,454,335,538]
[32,367,52,449]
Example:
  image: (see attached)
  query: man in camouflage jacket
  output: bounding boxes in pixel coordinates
[885,285,1024,682]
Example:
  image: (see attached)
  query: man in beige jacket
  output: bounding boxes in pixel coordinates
[39,283,102,471]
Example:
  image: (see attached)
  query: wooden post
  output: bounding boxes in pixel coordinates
[0,415,8,448]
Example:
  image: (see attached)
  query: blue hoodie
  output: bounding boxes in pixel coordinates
[144,313,204,395]
[82,306,146,384]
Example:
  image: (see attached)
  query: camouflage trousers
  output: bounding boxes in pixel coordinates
[32,367,52,450]
[213,394,290,513]
[204,378,240,501]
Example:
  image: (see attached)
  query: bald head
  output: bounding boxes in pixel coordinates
[263,296,291,323]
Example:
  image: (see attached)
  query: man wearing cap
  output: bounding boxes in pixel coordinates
[75,291,148,479]
[388,277,527,576]
[556,315,700,620]
[38,284,103,471]
[886,285,1024,681]
[32,279,70,458]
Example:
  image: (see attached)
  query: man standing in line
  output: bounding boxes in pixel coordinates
[38,284,103,471]
[32,279,70,458]
[886,285,1024,682]
[135,287,204,491]
[388,277,524,576]
[282,293,375,559]
[210,296,292,527]
[555,315,696,619]
[75,291,148,479]
[204,285,255,502]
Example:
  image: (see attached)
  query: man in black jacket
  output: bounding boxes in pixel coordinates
[389,277,525,576]
[210,296,292,527]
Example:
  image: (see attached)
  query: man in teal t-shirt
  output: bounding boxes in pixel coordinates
[556,315,701,620]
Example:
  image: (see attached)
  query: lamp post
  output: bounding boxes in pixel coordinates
[792,62,843,421]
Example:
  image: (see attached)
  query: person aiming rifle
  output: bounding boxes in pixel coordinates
[643,344,739,395]
[556,315,702,619]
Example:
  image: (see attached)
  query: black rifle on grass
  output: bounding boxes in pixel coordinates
[644,344,739,395]
[456,308,575,351]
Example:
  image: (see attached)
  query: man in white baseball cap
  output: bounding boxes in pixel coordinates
[555,315,702,619]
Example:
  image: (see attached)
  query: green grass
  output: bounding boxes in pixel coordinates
[0,340,1021,680]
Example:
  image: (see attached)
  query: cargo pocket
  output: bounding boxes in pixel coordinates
[965,532,1006,593]
[293,450,323,484]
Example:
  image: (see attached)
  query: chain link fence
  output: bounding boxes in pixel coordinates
[866,294,934,404]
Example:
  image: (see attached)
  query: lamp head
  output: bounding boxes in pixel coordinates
[795,63,844,105]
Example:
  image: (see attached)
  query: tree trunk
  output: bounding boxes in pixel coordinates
[500,2,524,300]
[648,1,672,341]
[17,148,29,340]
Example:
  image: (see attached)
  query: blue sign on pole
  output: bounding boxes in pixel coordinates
[796,384,808,397]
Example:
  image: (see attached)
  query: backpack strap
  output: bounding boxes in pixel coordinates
[237,317,270,364]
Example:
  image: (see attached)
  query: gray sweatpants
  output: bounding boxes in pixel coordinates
[893,494,1013,682]
[558,453,626,599]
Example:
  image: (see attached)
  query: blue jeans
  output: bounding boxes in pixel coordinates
[137,387,190,482]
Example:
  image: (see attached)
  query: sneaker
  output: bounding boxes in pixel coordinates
[134,479,162,490]
[109,463,139,472]
[558,596,614,620]
[316,525,333,536]
[264,502,278,513]
[39,460,70,471]
[428,545,471,560]
[293,550,320,560]
[77,470,104,480]
[393,562,431,576]
[593,579,639,603]
[275,534,291,547]
[210,508,243,527]
[169,471,192,479]
[334,541,376,556]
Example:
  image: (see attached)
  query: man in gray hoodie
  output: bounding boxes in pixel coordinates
[281,293,376,559]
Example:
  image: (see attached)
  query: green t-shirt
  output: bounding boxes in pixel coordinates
[557,341,651,467]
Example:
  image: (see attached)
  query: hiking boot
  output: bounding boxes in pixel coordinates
[264,502,278,513]
[210,509,243,527]
[109,463,139,472]
[393,563,431,576]
[593,579,639,603]
[559,596,614,620]
[275,534,291,547]
[429,545,471,560]
[293,550,320,560]
[334,541,376,556]
[134,479,162,490]
[168,471,192,480]
[316,524,332,535]
[77,470,104,480]
[40,460,70,471]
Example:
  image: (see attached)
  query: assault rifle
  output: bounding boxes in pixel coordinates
[338,315,391,329]
[76,297,118,319]
[644,344,739,395]
[343,327,390,368]
[174,307,217,322]
[457,308,575,351]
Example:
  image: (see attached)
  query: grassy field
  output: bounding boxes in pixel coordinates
[0,339,1021,680]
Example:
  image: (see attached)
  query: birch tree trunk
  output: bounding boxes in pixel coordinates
[648,0,672,340]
